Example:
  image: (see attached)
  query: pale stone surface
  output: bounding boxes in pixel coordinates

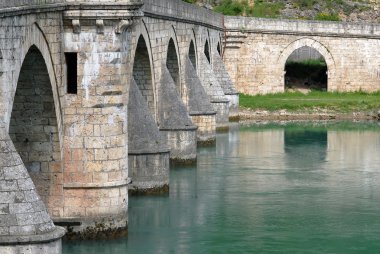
[0,0,237,243]
[128,78,169,192]
[0,125,64,253]
[224,16,380,95]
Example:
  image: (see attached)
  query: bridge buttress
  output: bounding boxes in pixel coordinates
[0,125,65,254]
[128,78,170,194]
[58,1,143,239]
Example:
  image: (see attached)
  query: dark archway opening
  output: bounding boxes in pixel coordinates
[217,42,221,56]
[9,45,62,211]
[284,126,327,170]
[285,46,327,92]
[204,40,210,64]
[133,35,155,116]
[166,38,180,94]
[189,40,196,69]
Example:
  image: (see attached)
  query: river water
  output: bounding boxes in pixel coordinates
[63,121,380,254]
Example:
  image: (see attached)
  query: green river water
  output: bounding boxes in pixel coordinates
[63,121,380,253]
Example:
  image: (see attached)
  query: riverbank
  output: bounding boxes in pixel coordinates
[239,107,380,121]
[239,91,380,121]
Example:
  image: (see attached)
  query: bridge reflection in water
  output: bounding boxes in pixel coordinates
[64,121,380,254]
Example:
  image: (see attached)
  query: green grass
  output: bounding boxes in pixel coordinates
[213,0,284,18]
[315,12,340,21]
[249,1,285,18]
[183,0,374,22]
[240,91,380,112]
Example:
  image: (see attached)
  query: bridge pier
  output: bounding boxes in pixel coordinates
[159,67,198,164]
[212,51,240,121]
[58,2,144,238]
[183,57,217,145]
[0,126,65,254]
[128,79,170,194]
[198,53,230,130]
[0,0,244,244]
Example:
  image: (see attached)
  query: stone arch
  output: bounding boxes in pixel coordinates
[189,40,197,69]
[10,23,63,144]
[165,26,182,96]
[188,29,198,70]
[166,38,181,95]
[218,32,224,57]
[9,44,62,213]
[204,39,211,64]
[278,38,335,91]
[5,23,64,216]
[131,21,156,118]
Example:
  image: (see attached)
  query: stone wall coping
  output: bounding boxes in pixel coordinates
[189,111,217,116]
[63,179,131,189]
[210,99,230,103]
[128,149,170,155]
[224,91,240,95]
[225,16,380,39]
[0,227,65,245]
[0,3,66,18]
[0,0,63,8]
[0,2,143,18]
[159,126,198,131]
[63,9,143,20]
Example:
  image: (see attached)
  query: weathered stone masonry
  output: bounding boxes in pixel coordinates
[3,0,380,252]
[224,17,380,95]
[0,3,67,253]
[0,0,238,251]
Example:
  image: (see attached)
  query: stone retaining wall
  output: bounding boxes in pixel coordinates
[224,16,380,95]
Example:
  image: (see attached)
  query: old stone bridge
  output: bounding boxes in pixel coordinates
[224,17,380,94]
[0,0,380,253]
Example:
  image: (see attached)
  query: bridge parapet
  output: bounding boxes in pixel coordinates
[225,16,380,38]
[0,0,65,17]
[142,0,223,29]
[0,0,63,8]
[0,0,143,18]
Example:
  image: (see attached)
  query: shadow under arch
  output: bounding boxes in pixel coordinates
[166,38,181,95]
[10,23,63,145]
[5,23,64,216]
[165,25,182,96]
[189,40,197,69]
[9,44,63,214]
[188,29,198,70]
[131,20,157,118]
[278,38,335,92]
[204,39,211,64]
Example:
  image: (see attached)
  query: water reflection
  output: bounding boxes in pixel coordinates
[63,121,380,254]
[285,128,327,167]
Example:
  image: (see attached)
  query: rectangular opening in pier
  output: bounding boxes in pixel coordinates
[65,52,78,94]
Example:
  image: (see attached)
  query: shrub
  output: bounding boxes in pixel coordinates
[213,0,284,18]
[315,12,340,21]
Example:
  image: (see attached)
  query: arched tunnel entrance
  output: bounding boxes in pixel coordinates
[166,38,180,95]
[9,45,62,212]
[133,35,155,117]
[285,46,327,92]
